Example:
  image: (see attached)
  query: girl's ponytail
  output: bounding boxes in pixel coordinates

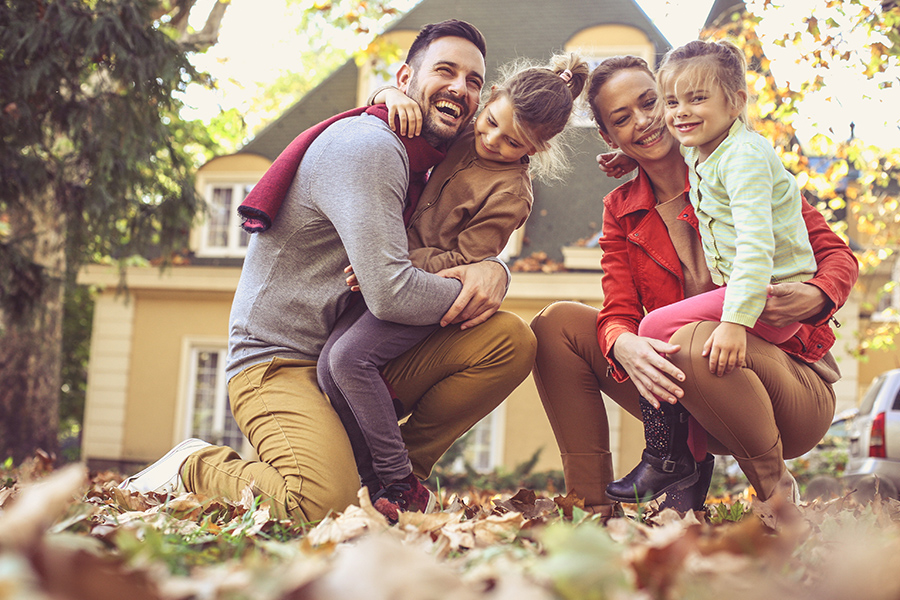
[549,52,589,101]
[487,52,589,181]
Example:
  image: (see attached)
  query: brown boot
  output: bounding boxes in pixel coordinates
[751,469,803,531]
[733,437,786,501]
[562,450,615,511]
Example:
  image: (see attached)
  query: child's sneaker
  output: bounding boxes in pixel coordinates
[371,472,437,523]
[118,438,211,495]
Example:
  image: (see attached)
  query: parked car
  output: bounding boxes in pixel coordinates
[845,368,900,493]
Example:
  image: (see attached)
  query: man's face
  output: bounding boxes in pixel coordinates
[397,36,485,147]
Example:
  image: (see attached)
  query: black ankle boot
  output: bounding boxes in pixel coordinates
[658,453,715,512]
[605,399,699,503]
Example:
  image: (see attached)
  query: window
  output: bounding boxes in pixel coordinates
[355,30,417,106]
[451,404,506,473]
[198,183,253,257]
[565,25,656,127]
[185,346,251,456]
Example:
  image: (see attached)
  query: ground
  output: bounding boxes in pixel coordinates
[2,455,900,600]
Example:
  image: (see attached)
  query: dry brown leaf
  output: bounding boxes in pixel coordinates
[630,524,701,599]
[493,489,558,521]
[308,532,479,600]
[33,534,161,600]
[0,463,87,552]
[305,506,386,547]
[435,511,525,557]
[397,509,462,534]
[552,490,585,520]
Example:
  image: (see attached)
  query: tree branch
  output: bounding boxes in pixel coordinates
[179,0,229,49]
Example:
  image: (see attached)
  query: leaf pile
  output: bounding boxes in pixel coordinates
[3,461,900,600]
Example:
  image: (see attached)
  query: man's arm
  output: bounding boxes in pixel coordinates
[308,116,462,325]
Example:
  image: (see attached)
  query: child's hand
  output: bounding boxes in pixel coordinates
[381,88,422,138]
[344,265,360,292]
[597,150,638,179]
[702,322,747,376]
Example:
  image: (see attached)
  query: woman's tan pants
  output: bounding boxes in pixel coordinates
[531,301,835,504]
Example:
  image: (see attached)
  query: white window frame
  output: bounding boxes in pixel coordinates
[198,182,253,257]
[174,336,254,458]
[460,403,507,473]
[195,176,257,258]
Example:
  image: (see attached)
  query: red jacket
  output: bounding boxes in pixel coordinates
[597,168,859,383]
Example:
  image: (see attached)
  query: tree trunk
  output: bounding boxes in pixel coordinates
[0,185,65,465]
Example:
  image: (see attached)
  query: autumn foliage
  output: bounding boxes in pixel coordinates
[3,457,900,600]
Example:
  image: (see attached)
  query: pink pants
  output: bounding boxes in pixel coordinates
[638,287,801,345]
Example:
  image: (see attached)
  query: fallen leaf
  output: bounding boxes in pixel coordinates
[0,463,87,552]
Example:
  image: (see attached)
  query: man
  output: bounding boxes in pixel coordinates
[120,20,537,523]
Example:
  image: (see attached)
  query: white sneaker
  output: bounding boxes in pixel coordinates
[118,438,212,495]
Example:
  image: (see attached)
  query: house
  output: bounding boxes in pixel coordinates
[77,0,862,480]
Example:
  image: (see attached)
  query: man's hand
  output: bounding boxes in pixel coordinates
[702,322,747,376]
[611,332,684,407]
[758,282,829,327]
[436,261,507,329]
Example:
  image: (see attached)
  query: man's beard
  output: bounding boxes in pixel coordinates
[406,79,469,148]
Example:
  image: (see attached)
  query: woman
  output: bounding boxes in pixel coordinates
[530,56,858,517]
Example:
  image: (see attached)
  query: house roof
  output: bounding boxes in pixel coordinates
[241,0,670,162]
[703,0,746,31]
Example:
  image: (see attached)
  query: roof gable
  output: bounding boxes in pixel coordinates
[242,0,670,160]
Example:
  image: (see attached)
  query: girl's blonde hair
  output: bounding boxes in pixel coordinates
[486,52,589,181]
[656,39,750,127]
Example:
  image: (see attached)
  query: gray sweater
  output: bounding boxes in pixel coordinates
[226,114,463,380]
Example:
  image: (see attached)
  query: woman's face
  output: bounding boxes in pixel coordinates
[592,68,676,164]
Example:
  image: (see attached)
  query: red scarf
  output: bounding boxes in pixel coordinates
[238,104,446,232]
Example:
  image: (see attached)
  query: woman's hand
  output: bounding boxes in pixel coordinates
[612,332,685,408]
[702,322,747,376]
[597,150,639,179]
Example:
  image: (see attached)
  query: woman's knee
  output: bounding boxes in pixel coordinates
[668,321,716,366]
[530,301,578,341]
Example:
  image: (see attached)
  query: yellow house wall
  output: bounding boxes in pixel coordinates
[568,24,651,47]
[81,265,642,479]
[198,153,272,175]
[121,289,234,461]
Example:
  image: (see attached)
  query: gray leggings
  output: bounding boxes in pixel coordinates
[317,299,437,488]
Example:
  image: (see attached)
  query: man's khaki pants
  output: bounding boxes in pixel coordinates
[181,311,536,523]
